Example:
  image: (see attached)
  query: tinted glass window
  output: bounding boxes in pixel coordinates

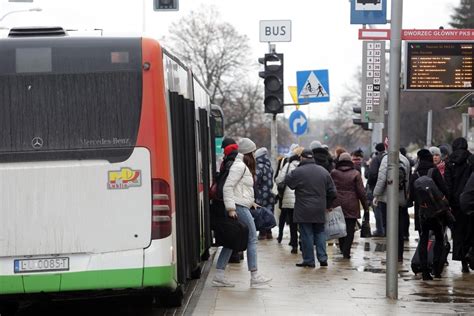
[0,38,143,163]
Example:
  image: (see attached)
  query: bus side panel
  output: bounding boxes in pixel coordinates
[137,39,173,187]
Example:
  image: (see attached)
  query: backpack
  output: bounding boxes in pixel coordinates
[382,154,407,193]
[398,161,407,192]
[413,168,449,219]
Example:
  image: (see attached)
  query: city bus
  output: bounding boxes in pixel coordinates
[0,27,220,312]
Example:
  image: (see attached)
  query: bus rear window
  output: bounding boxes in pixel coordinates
[0,38,143,163]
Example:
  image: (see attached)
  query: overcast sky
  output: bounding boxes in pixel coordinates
[0,0,461,119]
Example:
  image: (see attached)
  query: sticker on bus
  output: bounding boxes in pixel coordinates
[108,167,142,189]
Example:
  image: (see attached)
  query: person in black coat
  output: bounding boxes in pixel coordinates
[285,149,337,268]
[444,137,474,273]
[460,173,474,270]
[409,149,449,280]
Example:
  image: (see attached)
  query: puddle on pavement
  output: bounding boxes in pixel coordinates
[353,266,410,274]
[375,243,387,252]
[411,292,474,304]
[364,242,371,251]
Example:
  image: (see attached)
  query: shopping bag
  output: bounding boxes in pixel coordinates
[325,206,347,240]
[360,211,372,238]
[250,206,277,231]
[213,217,249,251]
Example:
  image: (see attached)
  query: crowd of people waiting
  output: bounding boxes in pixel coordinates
[210,135,474,287]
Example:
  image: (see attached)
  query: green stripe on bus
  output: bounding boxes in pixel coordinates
[0,275,24,294]
[0,266,175,295]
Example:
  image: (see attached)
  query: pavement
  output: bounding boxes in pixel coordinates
[191,217,474,315]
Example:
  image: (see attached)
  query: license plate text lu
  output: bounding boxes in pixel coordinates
[14,257,70,273]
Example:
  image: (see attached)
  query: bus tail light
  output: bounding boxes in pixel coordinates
[151,178,172,239]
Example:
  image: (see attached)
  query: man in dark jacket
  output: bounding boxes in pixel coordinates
[409,149,449,280]
[445,137,474,272]
[367,143,386,236]
[285,149,337,268]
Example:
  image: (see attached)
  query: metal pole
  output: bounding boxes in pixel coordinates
[426,110,433,147]
[268,42,278,170]
[371,123,383,151]
[462,113,469,138]
[271,114,277,170]
[386,0,403,300]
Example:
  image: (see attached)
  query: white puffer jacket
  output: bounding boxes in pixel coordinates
[275,159,299,209]
[223,153,254,210]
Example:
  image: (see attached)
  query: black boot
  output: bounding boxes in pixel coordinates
[462,260,470,273]
[422,271,433,280]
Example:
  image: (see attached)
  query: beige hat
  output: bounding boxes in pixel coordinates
[339,152,352,162]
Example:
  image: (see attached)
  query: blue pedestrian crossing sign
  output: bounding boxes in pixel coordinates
[297,70,330,104]
[288,110,308,136]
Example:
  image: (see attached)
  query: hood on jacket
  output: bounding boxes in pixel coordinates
[449,148,471,165]
[335,159,354,171]
[415,159,435,173]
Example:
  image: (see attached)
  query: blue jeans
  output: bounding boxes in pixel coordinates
[299,223,327,264]
[374,204,385,236]
[216,205,258,271]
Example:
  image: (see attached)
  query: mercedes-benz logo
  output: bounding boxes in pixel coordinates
[31,137,44,149]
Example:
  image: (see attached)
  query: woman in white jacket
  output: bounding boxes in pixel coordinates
[275,146,303,253]
[212,138,272,288]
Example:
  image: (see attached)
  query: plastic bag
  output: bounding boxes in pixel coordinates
[325,206,347,240]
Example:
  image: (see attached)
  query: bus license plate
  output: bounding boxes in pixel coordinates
[14,257,70,273]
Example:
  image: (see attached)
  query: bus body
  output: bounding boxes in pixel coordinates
[0,34,216,306]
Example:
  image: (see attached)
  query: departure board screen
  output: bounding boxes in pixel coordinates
[405,42,473,90]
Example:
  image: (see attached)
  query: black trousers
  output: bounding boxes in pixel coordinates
[419,218,444,274]
[339,218,356,257]
[279,208,298,247]
[380,202,407,259]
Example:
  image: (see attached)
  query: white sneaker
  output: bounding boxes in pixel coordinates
[212,275,235,287]
[250,274,272,288]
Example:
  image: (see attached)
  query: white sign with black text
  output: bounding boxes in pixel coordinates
[259,20,292,42]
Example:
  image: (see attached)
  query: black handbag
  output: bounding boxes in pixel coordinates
[360,210,372,238]
[277,163,291,199]
[213,216,249,251]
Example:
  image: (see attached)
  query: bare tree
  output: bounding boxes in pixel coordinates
[165,5,270,143]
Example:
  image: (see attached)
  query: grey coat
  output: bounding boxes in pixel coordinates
[285,159,337,224]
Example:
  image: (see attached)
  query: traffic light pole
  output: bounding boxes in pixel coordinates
[386,0,403,300]
[268,42,278,170]
[271,114,278,170]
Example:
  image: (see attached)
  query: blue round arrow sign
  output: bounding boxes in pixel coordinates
[288,110,307,136]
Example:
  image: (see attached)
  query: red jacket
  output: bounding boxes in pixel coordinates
[331,160,369,219]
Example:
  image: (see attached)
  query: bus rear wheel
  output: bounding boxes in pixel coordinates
[155,285,183,308]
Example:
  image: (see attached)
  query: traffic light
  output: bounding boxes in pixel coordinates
[154,0,179,10]
[258,53,284,114]
[352,106,372,131]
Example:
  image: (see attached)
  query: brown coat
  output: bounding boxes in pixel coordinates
[330,160,368,219]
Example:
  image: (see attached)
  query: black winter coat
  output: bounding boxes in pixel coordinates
[285,159,337,224]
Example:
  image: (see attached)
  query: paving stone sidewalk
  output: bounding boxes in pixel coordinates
[192,224,474,315]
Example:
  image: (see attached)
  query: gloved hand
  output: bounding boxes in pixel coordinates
[227,209,238,219]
